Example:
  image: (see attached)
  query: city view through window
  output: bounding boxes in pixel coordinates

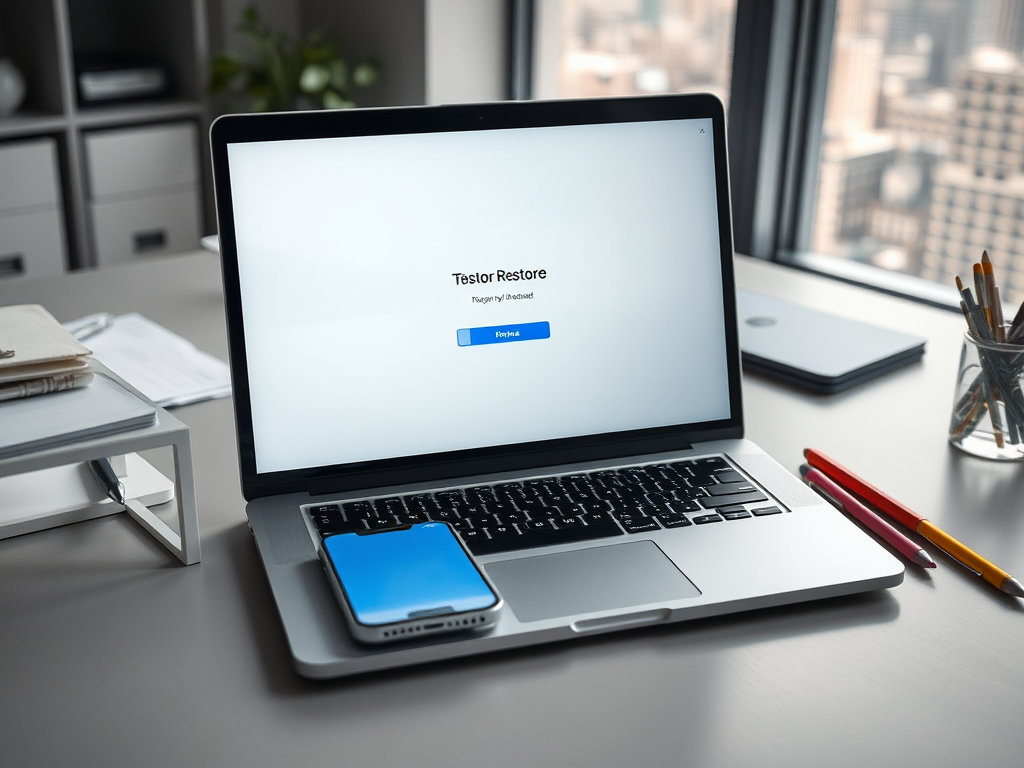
[814,0,1024,305]
[550,0,737,104]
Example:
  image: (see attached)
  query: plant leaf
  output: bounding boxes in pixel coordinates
[352,62,378,87]
[299,64,330,94]
[322,90,354,109]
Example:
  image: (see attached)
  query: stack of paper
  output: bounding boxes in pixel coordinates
[63,313,231,407]
[0,305,94,401]
[0,374,157,459]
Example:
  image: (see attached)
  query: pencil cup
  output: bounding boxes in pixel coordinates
[949,331,1024,461]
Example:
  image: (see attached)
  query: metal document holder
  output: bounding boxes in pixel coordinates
[0,374,200,565]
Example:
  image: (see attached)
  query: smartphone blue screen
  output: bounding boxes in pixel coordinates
[324,523,497,626]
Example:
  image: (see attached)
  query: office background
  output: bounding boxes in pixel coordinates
[3,2,1024,766]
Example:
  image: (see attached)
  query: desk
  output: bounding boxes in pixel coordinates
[1,252,1022,767]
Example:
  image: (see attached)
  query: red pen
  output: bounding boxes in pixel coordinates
[801,465,935,568]
[805,448,1024,596]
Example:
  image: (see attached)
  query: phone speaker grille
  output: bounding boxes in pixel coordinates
[382,615,486,639]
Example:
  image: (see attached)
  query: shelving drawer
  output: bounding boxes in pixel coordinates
[91,188,200,265]
[0,208,67,279]
[0,138,61,213]
[84,122,198,198]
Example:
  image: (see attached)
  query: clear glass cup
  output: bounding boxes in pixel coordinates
[949,331,1024,461]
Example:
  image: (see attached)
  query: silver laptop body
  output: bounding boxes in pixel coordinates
[210,94,903,679]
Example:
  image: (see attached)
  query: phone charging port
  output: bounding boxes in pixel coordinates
[423,622,444,630]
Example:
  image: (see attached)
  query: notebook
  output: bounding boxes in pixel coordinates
[210,94,904,679]
[0,373,157,459]
[737,289,926,393]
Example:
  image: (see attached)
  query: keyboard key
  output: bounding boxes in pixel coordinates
[714,470,745,484]
[463,520,624,555]
[555,516,584,529]
[720,509,751,520]
[374,497,406,515]
[706,482,758,496]
[462,515,500,529]
[666,500,700,514]
[582,511,613,526]
[395,512,427,524]
[692,514,723,524]
[644,492,673,505]
[693,457,727,468]
[698,491,767,508]
[671,487,705,501]
[616,501,659,517]
[487,525,522,540]
[309,507,368,536]
[342,500,375,519]
[497,510,529,524]
[459,529,488,547]
[542,501,578,517]
[513,498,547,514]
[482,500,517,516]
[367,516,401,529]
[464,486,496,504]
[620,518,661,534]
[522,519,555,532]
[751,506,783,516]
[405,494,439,514]
[309,504,340,515]
[655,513,692,529]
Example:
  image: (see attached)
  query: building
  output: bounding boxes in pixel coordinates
[920,47,1024,298]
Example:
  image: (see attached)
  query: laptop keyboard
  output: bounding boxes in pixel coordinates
[306,456,783,557]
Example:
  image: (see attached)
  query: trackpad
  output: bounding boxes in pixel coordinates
[484,541,700,623]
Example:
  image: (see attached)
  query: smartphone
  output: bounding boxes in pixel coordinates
[319,522,503,644]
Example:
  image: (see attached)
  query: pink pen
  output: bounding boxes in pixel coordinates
[801,465,937,568]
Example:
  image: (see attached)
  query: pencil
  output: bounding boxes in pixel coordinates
[974,262,991,331]
[982,253,1004,340]
[804,448,1024,596]
[801,466,936,568]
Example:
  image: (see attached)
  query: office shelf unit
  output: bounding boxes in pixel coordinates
[0,0,209,273]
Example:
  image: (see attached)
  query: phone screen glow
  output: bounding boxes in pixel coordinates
[324,523,497,626]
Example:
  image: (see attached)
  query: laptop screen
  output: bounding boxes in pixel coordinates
[213,95,742,494]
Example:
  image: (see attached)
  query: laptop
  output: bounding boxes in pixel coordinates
[210,94,903,679]
[737,289,926,393]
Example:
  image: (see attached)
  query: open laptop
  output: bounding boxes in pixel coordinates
[210,94,903,679]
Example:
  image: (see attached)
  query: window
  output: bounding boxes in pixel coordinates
[806,0,1024,306]
[520,0,1024,310]
[532,0,738,103]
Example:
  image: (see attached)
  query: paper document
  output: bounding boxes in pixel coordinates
[63,313,231,407]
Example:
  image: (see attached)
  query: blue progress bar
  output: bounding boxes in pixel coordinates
[457,321,550,347]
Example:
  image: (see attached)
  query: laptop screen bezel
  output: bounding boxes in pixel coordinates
[210,94,744,500]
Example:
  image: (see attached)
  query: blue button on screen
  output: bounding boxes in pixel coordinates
[457,321,550,347]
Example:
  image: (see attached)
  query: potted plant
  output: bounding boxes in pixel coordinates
[208,4,378,112]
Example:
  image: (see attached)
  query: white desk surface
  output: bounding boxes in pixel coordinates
[1,252,1022,767]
